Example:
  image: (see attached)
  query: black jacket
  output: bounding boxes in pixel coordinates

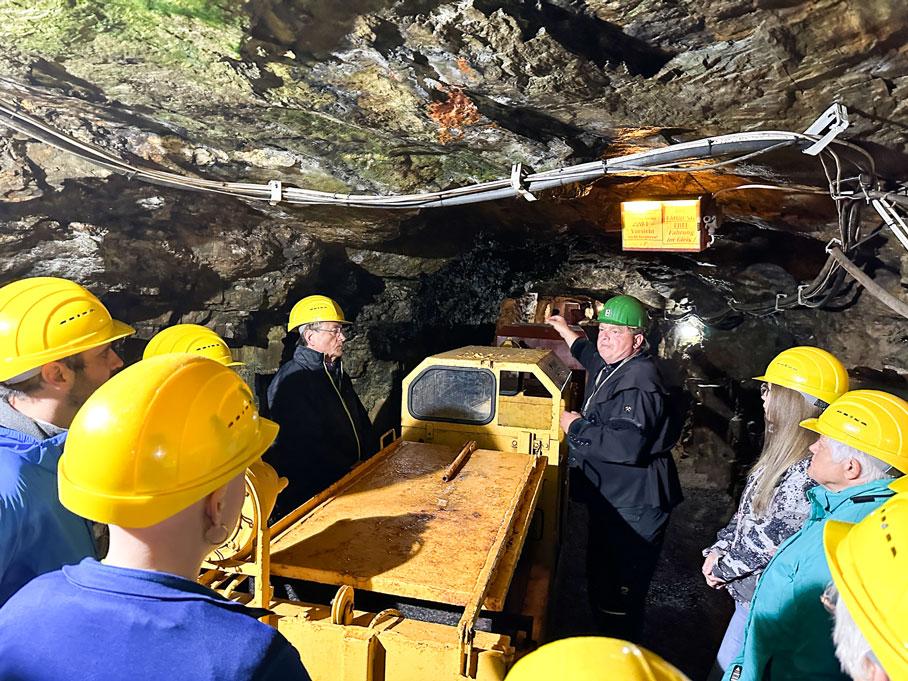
[264,344,375,517]
[567,339,683,511]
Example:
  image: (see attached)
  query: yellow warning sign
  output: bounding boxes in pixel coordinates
[621,198,705,252]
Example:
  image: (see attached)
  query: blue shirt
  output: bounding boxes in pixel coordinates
[0,558,310,681]
[0,426,96,604]
[722,479,895,681]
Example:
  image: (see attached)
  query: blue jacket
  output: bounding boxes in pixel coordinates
[0,558,310,681]
[722,479,895,681]
[0,426,96,604]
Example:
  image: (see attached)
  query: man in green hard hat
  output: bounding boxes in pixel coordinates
[548,294,682,640]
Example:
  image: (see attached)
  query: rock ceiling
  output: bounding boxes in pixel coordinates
[0,0,906,403]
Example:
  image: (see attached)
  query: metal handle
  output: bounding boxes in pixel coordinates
[442,441,477,482]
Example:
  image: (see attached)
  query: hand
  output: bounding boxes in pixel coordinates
[702,550,718,577]
[705,574,726,589]
[546,314,582,348]
[560,410,581,433]
[545,314,570,334]
[702,551,726,589]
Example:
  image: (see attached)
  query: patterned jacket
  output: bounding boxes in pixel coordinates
[704,457,816,604]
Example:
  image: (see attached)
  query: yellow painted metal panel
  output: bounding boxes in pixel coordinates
[273,601,512,681]
[268,441,543,609]
[498,395,552,430]
[428,346,551,364]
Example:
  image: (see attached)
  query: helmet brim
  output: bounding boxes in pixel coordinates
[890,476,908,494]
[60,416,280,529]
[823,516,907,679]
[289,319,352,332]
[799,417,821,434]
[0,319,136,383]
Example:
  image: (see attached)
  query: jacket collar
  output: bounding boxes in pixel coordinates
[0,393,65,440]
[293,343,342,374]
[602,349,648,371]
[63,558,271,619]
[807,478,895,516]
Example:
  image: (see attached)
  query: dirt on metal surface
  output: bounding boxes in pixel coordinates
[269,440,543,608]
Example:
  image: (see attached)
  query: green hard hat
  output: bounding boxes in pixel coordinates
[597,295,648,328]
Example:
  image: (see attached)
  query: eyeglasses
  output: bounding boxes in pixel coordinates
[760,382,771,398]
[314,326,347,337]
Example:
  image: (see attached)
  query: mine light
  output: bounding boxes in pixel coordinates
[674,316,705,347]
[621,196,716,253]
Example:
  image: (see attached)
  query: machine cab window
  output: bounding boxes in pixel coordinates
[407,366,496,425]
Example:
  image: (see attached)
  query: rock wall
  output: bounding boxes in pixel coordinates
[1,0,907,485]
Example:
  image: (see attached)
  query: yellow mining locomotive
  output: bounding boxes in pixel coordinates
[201,346,571,680]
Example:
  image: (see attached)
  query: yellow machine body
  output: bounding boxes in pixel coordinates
[201,346,571,681]
[401,346,570,561]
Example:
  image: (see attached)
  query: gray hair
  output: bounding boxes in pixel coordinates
[832,587,884,680]
[828,438,893,482]
[296,322,319,347]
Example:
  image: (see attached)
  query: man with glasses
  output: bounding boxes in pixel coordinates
[547,294,682,640]
[265,295,374,518]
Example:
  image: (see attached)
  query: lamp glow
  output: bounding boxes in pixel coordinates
[675,318,704,346]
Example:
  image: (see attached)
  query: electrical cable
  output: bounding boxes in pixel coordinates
[1,93,905,321]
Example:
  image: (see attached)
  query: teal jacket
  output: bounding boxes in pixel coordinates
[722,478,894,681]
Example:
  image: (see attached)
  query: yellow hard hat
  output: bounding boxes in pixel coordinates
[143,324,243,367]
[0,277,134,383]
[288,294,348,332]
[824,495,908,679]
[504,637,690,681]
[800,390,908,473]
[890,475,908,494]
[58,355,279,528]
[754,346,848,405]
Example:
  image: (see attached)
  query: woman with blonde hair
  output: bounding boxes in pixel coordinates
[702,346,849,674]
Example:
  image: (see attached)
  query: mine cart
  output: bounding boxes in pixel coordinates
[201,346,571,681]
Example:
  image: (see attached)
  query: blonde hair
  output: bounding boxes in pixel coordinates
[750,384,822,517]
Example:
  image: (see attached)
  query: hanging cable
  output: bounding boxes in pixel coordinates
[1,94,905,321]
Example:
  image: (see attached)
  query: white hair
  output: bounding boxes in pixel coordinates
[297,322,319,346]
[827,438,893,482]
[832,588,884,680]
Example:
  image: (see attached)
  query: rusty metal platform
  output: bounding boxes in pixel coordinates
[268,440,546,610]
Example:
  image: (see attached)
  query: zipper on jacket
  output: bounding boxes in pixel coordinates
[324,361,362,460]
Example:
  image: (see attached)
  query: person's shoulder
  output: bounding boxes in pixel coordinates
[0,569,68,617]
[204,605,309,678]
[833,490,893,523]
[0,426,39,459]
[614,354,665,391]
[251,631,310,680]
[0,441,31,506]
[269,360,317,399]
